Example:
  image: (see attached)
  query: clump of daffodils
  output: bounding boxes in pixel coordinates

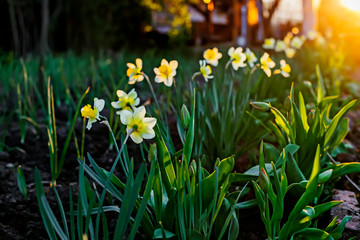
[203,47,222,67]
[274,59,291,78]
[154,59,178,87]
[260,52,276,77]
[127,58,144,84]
[120,106,157,144]
[111,89,140,114]
[227,47,246,71]
[245,48,258,68]
[81,98,105,130]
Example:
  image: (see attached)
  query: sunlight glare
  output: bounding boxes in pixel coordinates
[341,0,360,12]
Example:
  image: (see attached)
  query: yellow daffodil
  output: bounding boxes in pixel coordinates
[274,40,286,52]
[228,47,247,70]
[199,60,213,82]
[111,89,140,114]
[154,59,178,87]
[245,48,258,68]
[274,59,291,78]
[285,48,296,59]
[127,58,144,84]
[120,106,157,144]
[290,36,304,49]
[203,47,222,67]
[283,32,293,46]
[260,52,276,77]
[262,38,275,49]
[81,98,105,130]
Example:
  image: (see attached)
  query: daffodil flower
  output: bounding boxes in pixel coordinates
[81,98,105,130]
[120,106,157,144]
[260,52,275,77]
[228,47,246,70]
[154,59,178,87]
[203,47,222,67]
[262,38,275,49]
[274,59,291,78]
[260,52,276,77]
[285,48,296,59]
[245,48,258,68]
[290,36,304,49]
[283,32,293,46]
[306,30,318,40]
[127,58,144,84]
[111,89,140,115]
[274,40,286,52]
[199,60,213,82]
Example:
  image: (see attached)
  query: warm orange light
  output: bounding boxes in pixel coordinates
[203,0,211,4]
[292,27,299,34]
[208,2,214,11]
[247,0,258,26]
[341,0,360,11]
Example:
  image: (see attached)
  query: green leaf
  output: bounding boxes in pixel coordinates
[324,99,356,147]
[298,92,309,132]
[182,89,195,166]
[279,145,321,239]
[330,216,352,240]
[153,228,176,239]
[154,124,176,196]
[34,168,57,240]
[329,162,360,180]
[316,64,326,104]
[113,163,146,240]
[313,201,342,219]
[290,228,333,240]
[198,157,235,208]
[16,166,27,199]
[270,107,294,142]
[128,144,158,239]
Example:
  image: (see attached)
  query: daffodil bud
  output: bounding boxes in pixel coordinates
[308,109,315,124]
[303,81,312,89]
[259,168,270,194]
[181,104,190,130]
[250,102,270,111]
[189,160,197,177]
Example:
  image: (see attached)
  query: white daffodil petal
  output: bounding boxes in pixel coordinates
[94,98,105,112]
[120,110,133,125]
[141,128,155,139]
[130,131,143,144]
[133,106,146,121]
[143,117,157,128]
[111,101,121,109]
[170,60,178,70]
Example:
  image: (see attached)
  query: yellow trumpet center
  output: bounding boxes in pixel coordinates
[159,64,171,77]
[81,104,97,119]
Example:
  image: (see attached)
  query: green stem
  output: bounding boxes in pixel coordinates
[143,73,165,124]
[81,117,86,161]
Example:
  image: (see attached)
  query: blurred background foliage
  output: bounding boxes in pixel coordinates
[1,0,152,55]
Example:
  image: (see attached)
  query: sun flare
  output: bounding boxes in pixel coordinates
[341,0,360,11]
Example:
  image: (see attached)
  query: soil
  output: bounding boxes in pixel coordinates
[0,108,359,240]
